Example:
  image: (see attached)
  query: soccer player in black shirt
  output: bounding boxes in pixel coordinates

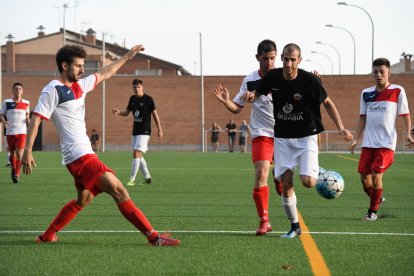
[245,43,353,238]
[112,79,163,186]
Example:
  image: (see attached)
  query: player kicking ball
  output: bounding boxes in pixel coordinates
[22,44,180,246]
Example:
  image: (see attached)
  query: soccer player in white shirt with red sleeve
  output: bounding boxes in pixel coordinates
[350,58,414,221]
[0,82,30,183]
[21,44,180,246]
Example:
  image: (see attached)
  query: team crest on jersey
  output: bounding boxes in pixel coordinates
[293,93,302,101]
[282,102,293,113]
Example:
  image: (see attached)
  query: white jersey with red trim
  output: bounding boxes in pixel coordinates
[233,70,274,139]
[0,98,30,135]
[360,84,410,150]
[33,74,97,164]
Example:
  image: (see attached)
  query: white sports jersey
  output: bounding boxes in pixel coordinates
[233,70,274,139]
[33,74,97,164]
[0,98,30,135]
[360,84,410,150]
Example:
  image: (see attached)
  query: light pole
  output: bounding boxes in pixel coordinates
[315,41,341,74]
[311,51,333,75]
[306,59,325,75]
[63,3,68,45]
[325,24,356,75]
[337,2,374,66]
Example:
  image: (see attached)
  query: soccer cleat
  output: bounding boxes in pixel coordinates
[12,174,19,184]
[139,178,152,185]
[280,228,302,239]
[35,234,59,243]
[363,212,378,221]
[256,221,272,235]
[126,179,136,186]
[6,163,11,167]
[149,233,180,246]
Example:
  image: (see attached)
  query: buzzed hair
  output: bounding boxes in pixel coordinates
[56,45,87,73]
[373,58,390,68]
[283,43,301,57]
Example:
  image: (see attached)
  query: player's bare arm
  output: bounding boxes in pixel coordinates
[241,90,258,103]
[22,115,41,174]
[214,84,241,114]
[112,108,130,116]
[349,116,366,154]
[402,116,414,148]
[152,110,163,140]
[95,44,145,85]
[323,97,353,141]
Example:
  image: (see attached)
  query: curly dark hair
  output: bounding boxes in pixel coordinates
[56,45,87,73]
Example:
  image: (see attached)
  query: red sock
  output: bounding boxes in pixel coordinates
[42,200,83,240]
[370,188,383,212]
[253,186,269,222]
[15,159,21,175]
[10,156,16,173]
[363,186,372,197]
[117,199,158,241]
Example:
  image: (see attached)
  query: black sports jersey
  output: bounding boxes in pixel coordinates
[256,68,327,138]
[126,94,156,135]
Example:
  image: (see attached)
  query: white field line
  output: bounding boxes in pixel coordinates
[1,230,413,236]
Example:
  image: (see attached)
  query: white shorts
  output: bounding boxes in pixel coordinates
[273,135,319,180]
[131,135,150,153]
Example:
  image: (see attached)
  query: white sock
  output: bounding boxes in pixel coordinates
[139,157,151,179]
[282,192,299,224]
[130,158,141,181]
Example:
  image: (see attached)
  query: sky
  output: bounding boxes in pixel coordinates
[1,0,413,76]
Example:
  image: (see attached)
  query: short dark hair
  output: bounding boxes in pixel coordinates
[283,43,301,57]
[257,39,277,55]
[373,58,390,68]
[56,45,87,73]
[132,79,143,86]
[12,82,23,89]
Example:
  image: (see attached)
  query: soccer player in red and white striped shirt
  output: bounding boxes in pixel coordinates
[21,44,180,246]
[350,58,414,221]
[0,82,30,183]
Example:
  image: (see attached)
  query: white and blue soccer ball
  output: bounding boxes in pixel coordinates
[318,166,326,176]
[316,170,345,199]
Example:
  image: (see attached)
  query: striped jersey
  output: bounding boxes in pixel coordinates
[33,74,97,164]
[360,84,410,150]
[0,98,30,135]
[233,70,274,139]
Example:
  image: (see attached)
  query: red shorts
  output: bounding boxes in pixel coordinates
[251,136,274,163]
[66,154,115,196]
[7,134,26,152]
[358,147,394,174]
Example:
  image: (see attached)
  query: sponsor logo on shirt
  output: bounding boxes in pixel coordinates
[368,106,387,112]
[277,102,304,121]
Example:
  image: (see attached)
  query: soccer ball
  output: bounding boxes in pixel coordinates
[316,171,345,199]
[318,166,326,176]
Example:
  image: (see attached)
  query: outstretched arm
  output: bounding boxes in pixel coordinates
[112,108,130,116]
[323,97,353,141]
[95,44,145,85]
[214,84,242,114]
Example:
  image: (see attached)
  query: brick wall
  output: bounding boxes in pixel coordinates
[2,74,413,151]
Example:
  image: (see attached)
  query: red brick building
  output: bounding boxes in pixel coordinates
[1,29,413,152]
